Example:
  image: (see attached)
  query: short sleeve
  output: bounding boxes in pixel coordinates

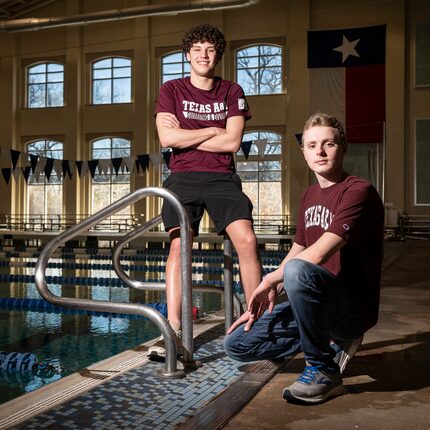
[326,184,374,242]
[155,81,176,116]
[226,83,251,120]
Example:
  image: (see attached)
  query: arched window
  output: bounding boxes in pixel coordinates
[161,51,190,83]
[92,57,131,104]
[91,137,131,214]
[236,131,283,218]
[27,62,64,108]
[26,140,63,215]
[236,44,283,95]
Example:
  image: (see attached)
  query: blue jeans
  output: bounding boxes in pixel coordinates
[224,259,366,372]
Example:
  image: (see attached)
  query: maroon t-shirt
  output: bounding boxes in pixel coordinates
[155,77,251,173]
[294,175,384,330]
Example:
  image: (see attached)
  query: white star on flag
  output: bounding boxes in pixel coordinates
[333,35,360,63]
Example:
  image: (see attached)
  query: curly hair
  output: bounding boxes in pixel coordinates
[182,24,226,59]
[302,112,346,146]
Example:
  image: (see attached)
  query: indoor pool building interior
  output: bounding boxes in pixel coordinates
[0,0,429,429]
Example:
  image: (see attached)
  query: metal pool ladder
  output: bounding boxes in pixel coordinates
[35,187,192,379]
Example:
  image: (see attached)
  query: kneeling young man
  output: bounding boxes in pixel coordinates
[224,113,384,404]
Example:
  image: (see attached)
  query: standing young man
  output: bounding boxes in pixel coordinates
[149,24,261,358]
[224,113,384,404]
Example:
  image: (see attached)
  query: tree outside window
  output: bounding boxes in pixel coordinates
[91,137,131,215]
[236,44,283,95]
[161,51,190,83]
[92,57,131,104]
[236,131,283,218]
[26,140,63,216]
[27,63,64,108]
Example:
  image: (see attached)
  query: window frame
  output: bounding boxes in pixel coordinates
[231,37,287,96]
[89,136,132,215]
[160,50,190,84]
[25,138,64,216]
[87,52,133,105]
[415,118,430,206]
[25,61,65,109]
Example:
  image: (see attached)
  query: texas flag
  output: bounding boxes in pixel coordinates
[308,25,386,143]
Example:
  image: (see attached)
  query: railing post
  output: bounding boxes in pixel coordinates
[223,235,234,331]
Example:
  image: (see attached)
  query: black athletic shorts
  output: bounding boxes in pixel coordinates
[162,172,254,236]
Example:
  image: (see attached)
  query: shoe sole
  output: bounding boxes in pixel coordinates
[282,384,344,404]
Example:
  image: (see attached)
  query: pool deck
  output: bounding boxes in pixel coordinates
[0,239,429,429]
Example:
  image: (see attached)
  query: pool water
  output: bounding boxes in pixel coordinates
[0,309,160,404]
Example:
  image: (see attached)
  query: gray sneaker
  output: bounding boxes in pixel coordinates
[147,329,183,360]
[331,335,363,374]
[282,366,343,404]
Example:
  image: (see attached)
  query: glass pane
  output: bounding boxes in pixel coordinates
[93,174,110,184]
[28,64,46,74]
[112,173,130,184]
[47,83,64,107]
[47,63,64,72]
[93,80,112,104]
[46,186,63,213]
[237,69,258,95]
[93,58,112,69]
[260,171,281,181]
[28,141,46,152]
[163,52,184,64]
[92,184,111,212]
[113,67,131,78]
[28,73,46,84]
[343,143,378,187]
[113,78,131,103]
[236,161,258,172]
[93,69,112,79]
[162,63,184,75]
[237,46,259,57]
[112,138,129,148]
[93,149,111,159]
[93,139,111,149]
[259,182,282,216]
[242,182,259,214]
[259,45,282,57]
[113,58,131,67]
[28,84,46,108]
[260,68,282,94]
[112,148,131,158]
[47,72,64,83]
[28,186,45,214]
[259,160,281,171]
[162,74,183,83]
[236,55,259,69]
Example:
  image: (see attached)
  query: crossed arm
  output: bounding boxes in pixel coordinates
[156,112,245,153]
[227,232,346,333]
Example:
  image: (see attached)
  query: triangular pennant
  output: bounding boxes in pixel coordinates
[1,168,11,185]
[87,160,99,178]
[21,166,32,183]
[162,151,172,168]
[53,159,63,180]
[111,157,123,176]
[137,154,150,173]
[44,158,54,181]
[10,149,21,169]
[62,160,73,179]
[98,159,110,175]
[241,141,252,160]
[149,153,162,167]
[123,156,134,173]
[12,167,20,182]
[255,139,268,156]
[81,161,89,177]
[29,154,39,172]
[76,160,83,177]
[294,134,303,145]
[34,156,46,181]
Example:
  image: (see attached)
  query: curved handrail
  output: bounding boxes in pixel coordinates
[34,187,191,378]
